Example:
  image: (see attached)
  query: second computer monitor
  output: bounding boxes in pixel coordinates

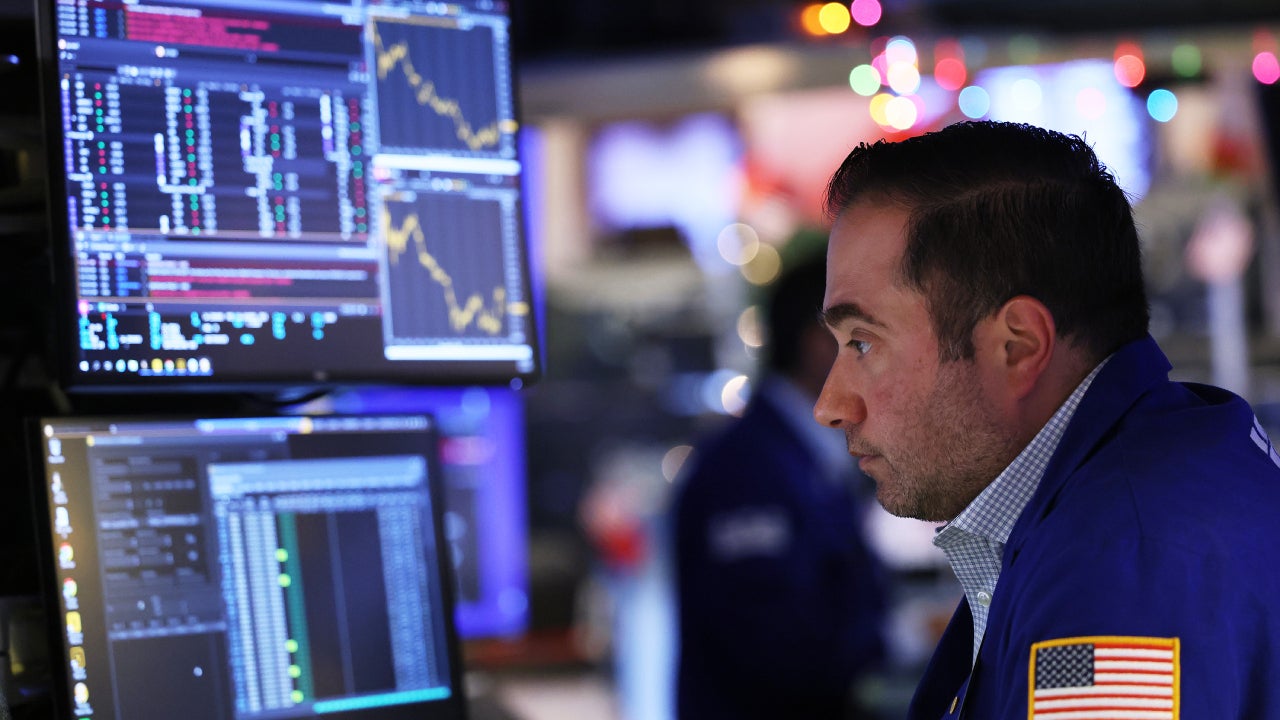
[30,414,468,720]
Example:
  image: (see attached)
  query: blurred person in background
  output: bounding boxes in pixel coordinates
[816,120,1280,718]
[671,250,888,720]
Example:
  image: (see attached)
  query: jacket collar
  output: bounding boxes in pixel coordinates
[1004,334,1171,558]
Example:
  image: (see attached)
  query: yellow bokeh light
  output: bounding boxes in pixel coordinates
[817,2,851,34]
[737,306,763,348]
[740,242,782,285]
[868,92,893,126]
[799,3,825,36]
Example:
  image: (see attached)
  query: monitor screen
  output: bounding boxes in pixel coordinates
[29,414,467,720]
[34,0,539,391]
[303,385,529,639]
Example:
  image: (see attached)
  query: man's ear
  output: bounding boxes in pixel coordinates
[987,295,1056,400]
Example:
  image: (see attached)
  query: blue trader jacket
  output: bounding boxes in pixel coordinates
[909,335,1280,719]
[673,386,886,720]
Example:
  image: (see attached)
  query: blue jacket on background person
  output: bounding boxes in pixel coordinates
[673,378,888,720]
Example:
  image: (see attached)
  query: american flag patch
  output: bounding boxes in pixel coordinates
[1028,636,1179,719]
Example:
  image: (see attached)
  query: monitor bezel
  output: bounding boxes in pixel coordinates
[26,411,471,720]
[31,0,542,395]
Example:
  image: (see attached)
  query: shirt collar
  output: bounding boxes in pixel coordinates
[937,358,1109,548]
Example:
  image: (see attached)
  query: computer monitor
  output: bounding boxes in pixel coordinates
[33,0,539,391]
[307,385,529,639]
[28,414,468,720]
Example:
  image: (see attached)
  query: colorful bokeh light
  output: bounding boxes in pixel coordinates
[799,3,825,37]
[849,64,882,96]
[1146,89,1178,122]
[1113,54,1146,88]
[817,2,852,34]
[1171,43,1202,78]
[716,223,760,266]
[850,0,882,27]
[935,38,965,62]
[1113,41,1144,61]
[740,242,782,285]
[884,95,918,130]
[934,57,967,91]
[885,36,918,65]
[868,92,893,126]
[887,62,921,94]
[1254,52,1280,85]
[958,85,990,118]
[871,50,888,78]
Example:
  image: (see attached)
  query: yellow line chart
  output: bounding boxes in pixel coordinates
[382,208,507,335]
[372,23,501,152]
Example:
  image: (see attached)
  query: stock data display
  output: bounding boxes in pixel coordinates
[39,0,538,390]
[381,186,514,342]
[371,17,511,156]
[31,415,468,720]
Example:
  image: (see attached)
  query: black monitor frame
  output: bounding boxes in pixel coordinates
[32,0,541,394]
[26,412,469,720]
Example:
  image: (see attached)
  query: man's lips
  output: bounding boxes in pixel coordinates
[844,432,880,464]
[846,443,877,459]
[846,443,881,471]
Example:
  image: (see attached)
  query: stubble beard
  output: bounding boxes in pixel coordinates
[861,361,1019,522]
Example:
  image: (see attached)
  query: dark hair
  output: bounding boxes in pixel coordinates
[765,252,827,375]
[823,120,1149,363]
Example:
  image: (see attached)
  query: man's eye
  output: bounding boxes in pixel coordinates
[849,339,872,355]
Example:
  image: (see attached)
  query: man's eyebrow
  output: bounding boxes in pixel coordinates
[820,302,886,329]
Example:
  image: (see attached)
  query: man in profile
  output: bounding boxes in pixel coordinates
[816,120,1280,718]
[672,250,888,720]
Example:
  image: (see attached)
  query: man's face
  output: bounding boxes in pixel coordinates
[815,199,1019,521]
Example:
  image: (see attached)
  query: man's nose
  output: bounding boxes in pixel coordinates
[813,360,866,429]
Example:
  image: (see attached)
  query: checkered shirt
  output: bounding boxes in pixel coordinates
[933,359,1107,664]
